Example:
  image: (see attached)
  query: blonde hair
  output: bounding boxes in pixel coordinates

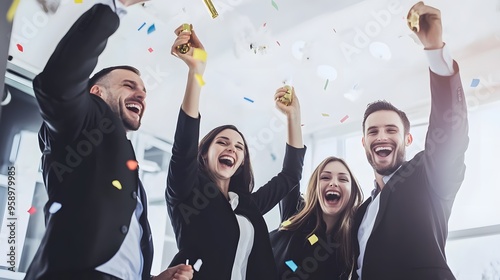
[281,156,363,269]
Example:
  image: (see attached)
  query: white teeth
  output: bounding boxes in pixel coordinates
[125,103,142,113]
[375,146,393,152]
[326,191,340,196]
[219,156,234,164]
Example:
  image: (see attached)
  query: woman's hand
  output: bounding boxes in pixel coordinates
[171,24,206,72]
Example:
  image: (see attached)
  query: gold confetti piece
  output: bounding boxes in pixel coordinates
[74,0,83,3]
[281,220,292,227]
[279,85,293,106]
[407,10,420,32]
[6,0,20,22]
[203,0,218,19]
[112,180,122,190]
[308,234,319,245]
[193,48,207,62]
[127,160,138,170]
[195,74,205,86]
[322,113,330,117]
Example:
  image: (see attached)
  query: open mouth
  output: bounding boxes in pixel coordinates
[219,156,235,167]
[325,191,341,203]
[374,146,393,157]
[125,102,142,116]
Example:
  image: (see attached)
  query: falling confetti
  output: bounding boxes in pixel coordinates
[74,0,83,3]
[270,153,276,161]
[193,48,207,62]
[281,220,291,227]
[263,22,267,27]
[27,206,36,215]
[49,202,62,214]
[127,160,138,170]
[148,47,154,53]
[193,259,203,271]
[271,0,279,11]
[276,41,281,46]
[285,260,298,272]
[16,44,23,52]
[324,79,329,90]
[308,234,318,245]
[333,28,337,33]
[138,22,146,31]
[470,78,480,88]
[112,180,122,190]
[243,97,254,103]
[6,0,21,22]
[195,74,205,86]
[322,113,330,117]
[340,115,349,123]
[147,24,156,34]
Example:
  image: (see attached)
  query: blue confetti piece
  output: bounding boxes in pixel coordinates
[470,78,480,88]
[138,22,146,31]
[285,260,298,272]
[244,97,254,103]
[270,153,276,161]
[147,24,156,34]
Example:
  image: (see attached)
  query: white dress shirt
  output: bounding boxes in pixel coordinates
[228,192,255,280]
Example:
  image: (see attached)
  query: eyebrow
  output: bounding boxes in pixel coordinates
[367,124,399,131]
[123,79,147,93]
[320,171,349,176]
[216,136,245,147]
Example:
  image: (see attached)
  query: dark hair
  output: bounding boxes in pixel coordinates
[198,125,255,193]
[88,65,140,90]
[362,100,410,135]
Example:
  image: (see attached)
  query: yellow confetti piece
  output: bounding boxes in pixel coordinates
[281,220,292,227]
[193,48,207,62]
[195,74,205,86]
[322,113,330,117]
[308,234,319,245]
[6,0,21,23]
[74,0,83,3]
[112,180,122,190]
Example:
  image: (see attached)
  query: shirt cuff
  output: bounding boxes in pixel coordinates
[97,0,128,18]
[424,43,455,76]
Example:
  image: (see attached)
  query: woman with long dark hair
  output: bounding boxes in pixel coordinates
[165,24,306,280]
[270,156,363,279]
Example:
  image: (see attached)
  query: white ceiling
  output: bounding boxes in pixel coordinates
[8,0,500,144]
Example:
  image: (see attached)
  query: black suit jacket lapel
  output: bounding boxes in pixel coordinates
[138,179,154,279]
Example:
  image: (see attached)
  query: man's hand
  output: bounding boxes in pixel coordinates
[152,264,194,280]
[407,2,444,49]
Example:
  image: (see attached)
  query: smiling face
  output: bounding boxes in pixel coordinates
[205,129,246,183]
[90,69,147,131]
[362,110,412,176]
[317,161,353,219]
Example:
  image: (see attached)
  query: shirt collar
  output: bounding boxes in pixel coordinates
[228,191,239,211]
[371,165,402,199]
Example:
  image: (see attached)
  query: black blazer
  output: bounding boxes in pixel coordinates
[25,4,153,279]
[352,62,469,280]
[166,109,306,280]
[270,182,349,280]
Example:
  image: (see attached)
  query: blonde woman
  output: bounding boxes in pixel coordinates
[270,156,363,279]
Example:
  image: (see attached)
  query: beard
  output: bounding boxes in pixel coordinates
[365,146,406,176]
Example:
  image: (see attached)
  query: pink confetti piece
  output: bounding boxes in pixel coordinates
[148,47,153,53]
[340,115,349,123]
[27,206,36,215]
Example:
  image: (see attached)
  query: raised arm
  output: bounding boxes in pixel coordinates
[251,87,306,214]
[166,25,206,204]
[34,4,120,137]
[410,2,469,199]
